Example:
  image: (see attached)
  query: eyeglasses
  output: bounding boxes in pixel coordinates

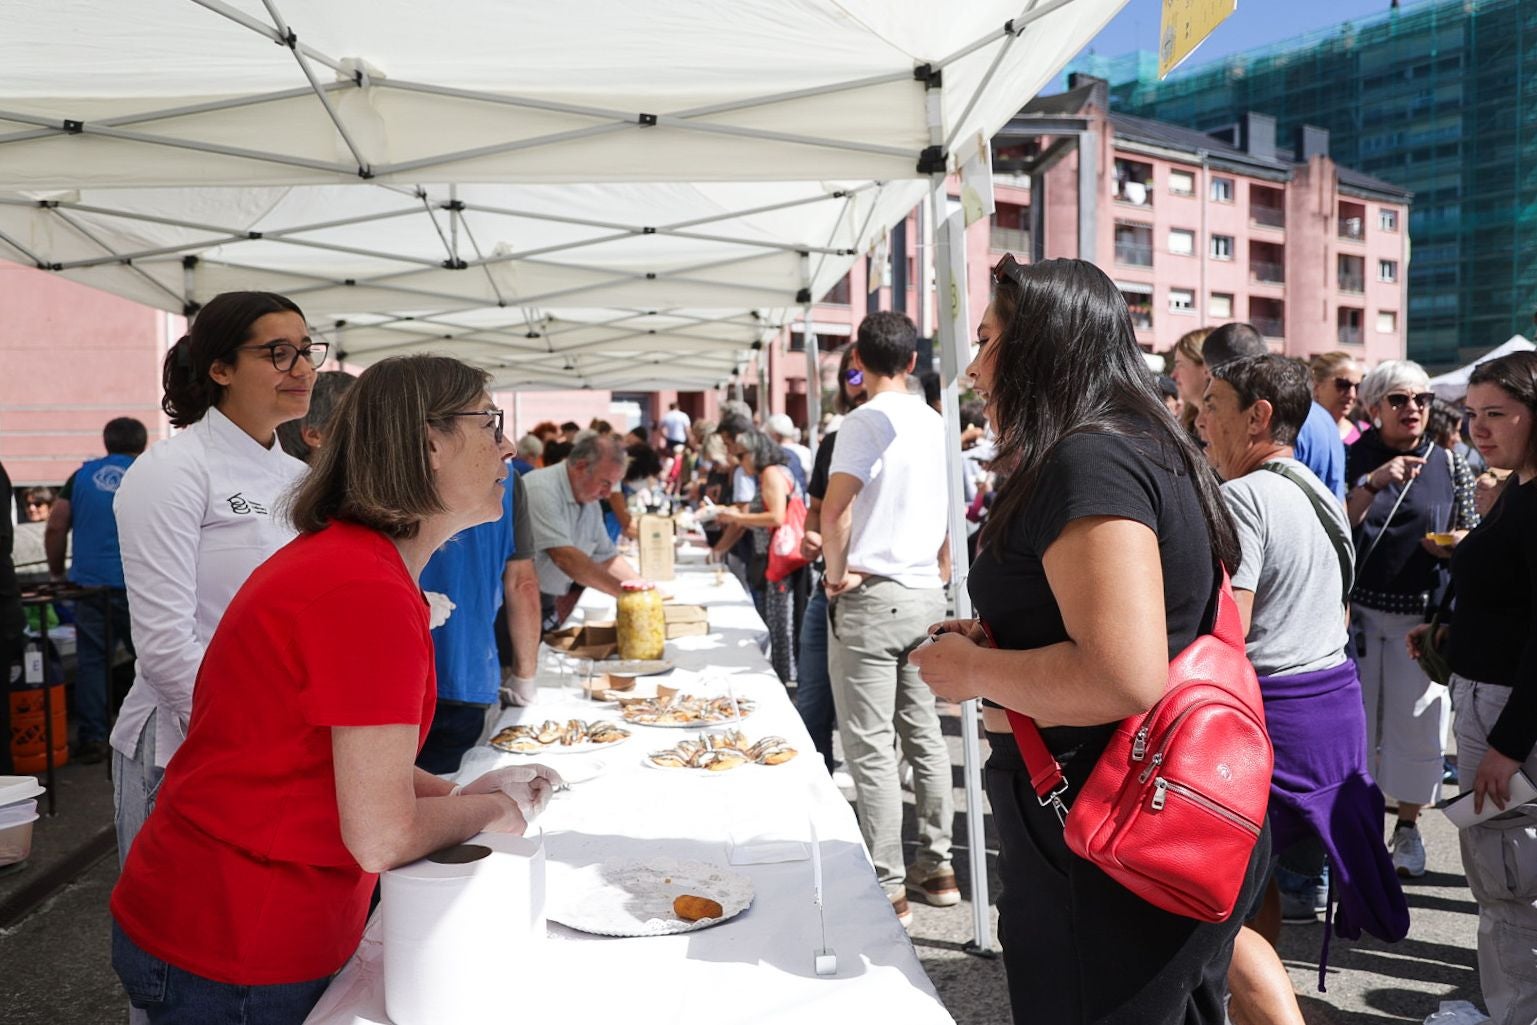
[991,253,1028,288]
[240,341,329,373]
[1384,392,1435,411]
[1333,377,1361,393]
[441,408,506,444]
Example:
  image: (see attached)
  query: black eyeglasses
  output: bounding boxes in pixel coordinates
[1333,377,1360,393]
[992,252,1028,287]
[1384,392,1435,411]
[441,408,506,444]
[241,341,329,372]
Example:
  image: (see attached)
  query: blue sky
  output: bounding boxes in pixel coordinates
[1076,0,1432,69]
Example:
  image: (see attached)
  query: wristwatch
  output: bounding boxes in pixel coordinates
[1355,473,1381,495]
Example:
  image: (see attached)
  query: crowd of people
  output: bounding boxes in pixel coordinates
[0,263,1534,1025]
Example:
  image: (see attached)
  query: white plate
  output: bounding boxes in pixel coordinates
[621,711,753,729]
[599,658,674,678]
[0,776,45,807]
[547,858,753,937]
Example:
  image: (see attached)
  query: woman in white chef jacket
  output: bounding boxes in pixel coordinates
[110,291,322,861]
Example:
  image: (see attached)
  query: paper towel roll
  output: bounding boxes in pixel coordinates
[382,831,546,1025]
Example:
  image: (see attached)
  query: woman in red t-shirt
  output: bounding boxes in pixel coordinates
[110,354,561,1025]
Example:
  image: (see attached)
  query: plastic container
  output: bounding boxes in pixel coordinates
[615,581,665,661]
[0,798,40,867]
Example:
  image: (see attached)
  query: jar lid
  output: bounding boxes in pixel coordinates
[620,579,656,591]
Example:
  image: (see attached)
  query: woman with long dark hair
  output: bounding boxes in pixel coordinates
[912,256,1269,1024]
[1409,351,1537,1023]
[110,292,320,866]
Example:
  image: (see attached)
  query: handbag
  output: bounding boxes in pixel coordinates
[1001,567,1273,923]
[1415,584,1454,686]
[765,467,810,583]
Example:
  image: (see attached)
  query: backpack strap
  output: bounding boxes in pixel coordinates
[1260,461,1354,606]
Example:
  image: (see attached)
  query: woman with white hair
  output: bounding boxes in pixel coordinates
[1345,359,1478,878]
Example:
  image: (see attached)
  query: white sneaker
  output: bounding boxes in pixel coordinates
[1390,822,1427,878]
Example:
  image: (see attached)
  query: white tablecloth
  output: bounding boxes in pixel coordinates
[303,544,955,1025]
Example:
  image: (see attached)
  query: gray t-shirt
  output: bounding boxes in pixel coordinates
[1221,456,1352,677]
[522,465,617,595]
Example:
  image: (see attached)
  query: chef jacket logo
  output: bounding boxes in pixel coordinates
[225,492,268,516]
[91,465,125,493]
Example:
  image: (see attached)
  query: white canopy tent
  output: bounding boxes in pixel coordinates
[1428,336,1535,401]
[0,0,1132,955]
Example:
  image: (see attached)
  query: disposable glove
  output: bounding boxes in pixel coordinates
[460,764,564,819]
[501,676,538,707]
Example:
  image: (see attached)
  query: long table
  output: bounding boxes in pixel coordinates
[304,545,955,1025]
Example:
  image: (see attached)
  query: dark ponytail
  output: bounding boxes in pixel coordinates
[161,291,305,427]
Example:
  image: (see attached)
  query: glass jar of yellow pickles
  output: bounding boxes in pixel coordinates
[616,580,665,660]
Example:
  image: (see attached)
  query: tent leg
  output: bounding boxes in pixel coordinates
[803,303,821,454]
[930,181,998,957]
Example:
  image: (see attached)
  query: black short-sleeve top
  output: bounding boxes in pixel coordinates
[970,428,1218,747]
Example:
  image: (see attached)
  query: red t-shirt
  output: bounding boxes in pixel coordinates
[111,520,436,985]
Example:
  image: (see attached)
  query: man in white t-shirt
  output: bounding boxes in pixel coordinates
[765,413,812,481]
[659,403,692,448]
[821,311,955,926]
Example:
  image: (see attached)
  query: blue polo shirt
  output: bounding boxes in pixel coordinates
[63,453,135,588]
[1292,401,1347,501]
[418,482,518,704]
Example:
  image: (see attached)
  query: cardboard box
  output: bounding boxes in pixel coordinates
[662,603,709,639]
[637,514,675,581]
[541,621,617,661]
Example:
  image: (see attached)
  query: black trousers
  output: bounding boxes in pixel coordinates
[984,730,1271,1025]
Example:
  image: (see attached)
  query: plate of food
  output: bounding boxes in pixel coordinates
[547,857,753,937]
[617,694,756,727]
[489,719,631,754]
[644,730,798,773]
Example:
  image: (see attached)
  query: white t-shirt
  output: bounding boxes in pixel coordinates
[109,408,308,767]
[828,390,948,589]
[660,409,691,444]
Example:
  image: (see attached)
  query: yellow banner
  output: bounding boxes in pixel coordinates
[1159,0,1237,78]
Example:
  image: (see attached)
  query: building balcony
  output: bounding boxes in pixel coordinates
[990,226,1031,254]
[1338,325,1363,345]
[1338,273,1365,294]
[1114,180,1153,207]
[1115,242,1154,267]
[1250,261,1285,284]
[1250,206,1286,229]
[1339,218,1365,241]
[1253,317,1285,339]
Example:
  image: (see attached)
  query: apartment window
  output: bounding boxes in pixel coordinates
[1379,259,1399,283]
[1208,293,1234,320]
[1169,169,1195,196]
[1169,288,1195,314]
[1337,254,1365,293]
[1168,228,1195,256]
[1379,208,1399,232]
[1119,282,1153,330]
[1114,159,1155,207]
[1210,234,1234,260]
[1377,310,1398,334]
[1210,177,1234,203]
[1114,222,1154,267]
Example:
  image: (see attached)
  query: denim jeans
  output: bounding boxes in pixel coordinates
[416,700,493,775]
[72,588,133,743]
[113,922,332,1025]
[113,709,163,870]
[795,585,836,772]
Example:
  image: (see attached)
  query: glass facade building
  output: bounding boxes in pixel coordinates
[1091,0,1537,366]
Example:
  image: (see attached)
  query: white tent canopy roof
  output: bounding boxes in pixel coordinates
[1428,336,1535,401]
[0,0,1121,188]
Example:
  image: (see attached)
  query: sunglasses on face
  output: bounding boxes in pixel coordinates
[1333,377,1360,393]
[441,408,506,444]
[240,341,329,373]
[1384,392,1435,411]
[844,368,863,386]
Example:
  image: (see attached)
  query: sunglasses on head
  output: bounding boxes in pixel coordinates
[1384,392,1435,411]
[1333,377,1360,393]
[991,253,1028,288]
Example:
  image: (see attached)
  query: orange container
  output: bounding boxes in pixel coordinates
[10,685,69,774]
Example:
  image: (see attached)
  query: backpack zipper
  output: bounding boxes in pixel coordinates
[1151,778,1261,837]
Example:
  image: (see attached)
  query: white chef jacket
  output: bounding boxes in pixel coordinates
[109,408,308,768]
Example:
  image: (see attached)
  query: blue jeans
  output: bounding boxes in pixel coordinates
[73,588,133,743]
[416,700,492,775]
[113,923,332,1025]
[113,710,163,870]
[796,585,836,772]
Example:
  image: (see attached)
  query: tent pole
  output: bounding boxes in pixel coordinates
[803,304,820,454]
[931,181,998,957]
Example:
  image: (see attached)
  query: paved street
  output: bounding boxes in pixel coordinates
[1,705,1483,1025]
